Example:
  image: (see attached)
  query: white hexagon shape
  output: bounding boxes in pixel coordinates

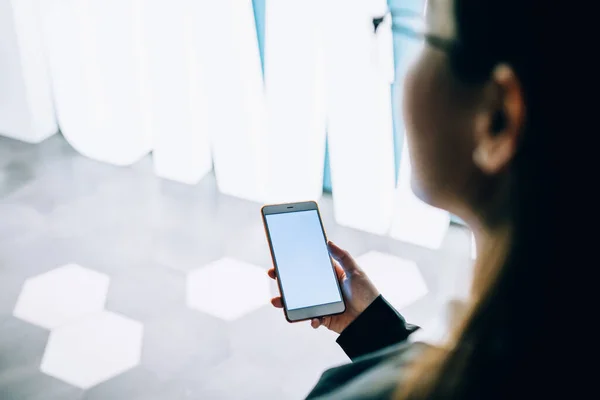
[356,251,428,310]
[187,258,270,320]
[40,311,143,389]
[13,264,109,329]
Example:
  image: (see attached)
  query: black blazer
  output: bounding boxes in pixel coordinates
[305,295,428,400]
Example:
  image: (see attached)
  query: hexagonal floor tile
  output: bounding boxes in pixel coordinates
[40,311,143,389]
[355,251,428,310]
[13,264,109,329]
[186,258,270,321]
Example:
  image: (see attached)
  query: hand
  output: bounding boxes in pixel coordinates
[267,241,380,334]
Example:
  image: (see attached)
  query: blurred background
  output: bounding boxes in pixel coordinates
[0,0,474,399]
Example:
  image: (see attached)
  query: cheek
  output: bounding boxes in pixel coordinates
[402,54,445,204]
[401,52,471,208]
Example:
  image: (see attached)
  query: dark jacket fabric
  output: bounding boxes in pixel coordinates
[305,295,428,400]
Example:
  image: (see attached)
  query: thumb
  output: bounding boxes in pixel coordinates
[327,241,359,273]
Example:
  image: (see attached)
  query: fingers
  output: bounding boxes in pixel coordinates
[333,261,346,281]
[328,241,358,273]
[267,271,283,309]
[270,297,283,308]
[310,317,331,330]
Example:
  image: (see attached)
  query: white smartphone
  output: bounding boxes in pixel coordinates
[261,201,346,322]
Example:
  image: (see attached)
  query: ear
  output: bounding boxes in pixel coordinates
[473,64,525,175]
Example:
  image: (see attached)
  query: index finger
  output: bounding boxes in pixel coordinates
[267,268,276,280]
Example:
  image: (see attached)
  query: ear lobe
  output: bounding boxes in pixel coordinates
[473,146,488,171]
[473,138,515,174]
[472,64,525,175]
[473,112,517,175]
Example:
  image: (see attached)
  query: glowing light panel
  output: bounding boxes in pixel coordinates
[0,0,57,143]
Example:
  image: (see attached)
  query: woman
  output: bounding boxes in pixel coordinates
[268,0,558,398]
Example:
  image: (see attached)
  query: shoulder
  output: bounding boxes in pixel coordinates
[306,341,431,400]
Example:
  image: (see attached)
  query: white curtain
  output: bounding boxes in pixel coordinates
[0,0,450,249]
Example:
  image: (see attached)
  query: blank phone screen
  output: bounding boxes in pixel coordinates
[265,210,342,310]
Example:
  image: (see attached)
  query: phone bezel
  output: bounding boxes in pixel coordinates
[261,201,346,322]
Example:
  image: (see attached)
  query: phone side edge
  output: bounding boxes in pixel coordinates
[260,210,296,323]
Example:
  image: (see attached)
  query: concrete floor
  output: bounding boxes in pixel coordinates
[0,134,472,399]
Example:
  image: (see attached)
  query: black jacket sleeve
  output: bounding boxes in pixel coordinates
[336,295,419,361]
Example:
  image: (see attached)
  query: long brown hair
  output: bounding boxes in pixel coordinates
[396,0,552,398]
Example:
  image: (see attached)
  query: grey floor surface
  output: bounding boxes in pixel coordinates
[0,134,473,399]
